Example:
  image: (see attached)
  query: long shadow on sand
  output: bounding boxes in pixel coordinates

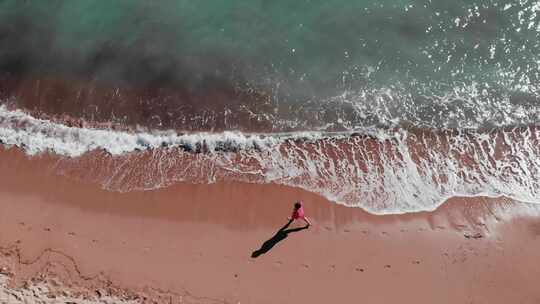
[251,219,309,258]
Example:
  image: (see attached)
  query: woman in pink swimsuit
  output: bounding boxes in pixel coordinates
[251,201,311,257]
[288,201,311,227]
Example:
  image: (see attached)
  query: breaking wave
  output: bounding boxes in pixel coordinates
[2,106,540,215]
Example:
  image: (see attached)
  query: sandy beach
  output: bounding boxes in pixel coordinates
[2,1,540,303]
[0,147,538,303]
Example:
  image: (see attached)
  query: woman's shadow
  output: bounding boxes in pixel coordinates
[251,219,309,258]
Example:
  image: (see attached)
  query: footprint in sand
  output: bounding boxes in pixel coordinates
[18,222,32,231]
[464,232,483,239]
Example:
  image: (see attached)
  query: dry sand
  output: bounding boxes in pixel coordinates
[0,147,539,303]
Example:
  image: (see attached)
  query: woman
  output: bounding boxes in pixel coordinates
[288,201,311,227]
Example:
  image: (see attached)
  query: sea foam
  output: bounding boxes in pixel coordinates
[2,105,540,215]
[0,105,330,156]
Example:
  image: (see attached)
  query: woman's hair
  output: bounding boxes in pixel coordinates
[294,202,302,209]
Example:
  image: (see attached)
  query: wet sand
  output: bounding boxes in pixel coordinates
[0,147,540,303]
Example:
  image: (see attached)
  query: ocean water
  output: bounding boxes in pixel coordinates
[1,0,539,130]
[0,0,539,213]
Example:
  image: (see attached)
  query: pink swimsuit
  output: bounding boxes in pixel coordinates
[291,204,305,220]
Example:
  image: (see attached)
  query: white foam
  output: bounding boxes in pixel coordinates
[3,106,540,215]
[0,105,335,157]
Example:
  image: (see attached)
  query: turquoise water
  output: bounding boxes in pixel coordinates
[0,0,539,129]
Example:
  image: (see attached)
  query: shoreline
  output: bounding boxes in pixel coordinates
[1,147,540,303]
[3,105,540,215]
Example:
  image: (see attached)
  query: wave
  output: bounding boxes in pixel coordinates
[2,106,540,215]
[2,76,539,134]
[0,105,355,156]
